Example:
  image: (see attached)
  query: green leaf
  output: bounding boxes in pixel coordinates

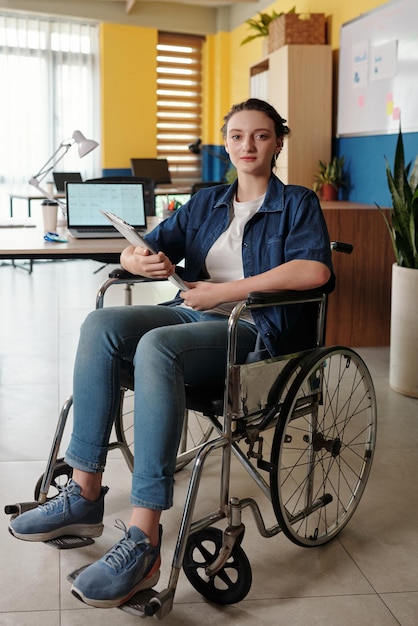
[240,7,296,46]
[380,127,418,268]
[377,203,400,265]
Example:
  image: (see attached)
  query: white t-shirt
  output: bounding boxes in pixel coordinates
[204,193,265,318]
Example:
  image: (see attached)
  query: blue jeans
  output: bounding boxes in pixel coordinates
[65,304,258,511]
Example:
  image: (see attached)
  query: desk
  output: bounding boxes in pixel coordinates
[154,187,191,216]
[0,216,159,263]
[321,201,393,347]
[155,186,191,196]
[9,189,66,217]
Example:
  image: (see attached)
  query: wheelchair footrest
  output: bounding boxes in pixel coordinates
[46,536,95,549]
[120,588,173,619]
[4,501,39,518]
[67,564,89,583]
[68,565,173,619]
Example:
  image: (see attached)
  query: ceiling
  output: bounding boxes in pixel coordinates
[0,0,261,34]
[122,0,257,13]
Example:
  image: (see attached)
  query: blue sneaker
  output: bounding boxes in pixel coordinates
[9,480,108,542]
[71,520,161,608]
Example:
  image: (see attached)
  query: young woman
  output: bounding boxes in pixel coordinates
[10,98,333,608]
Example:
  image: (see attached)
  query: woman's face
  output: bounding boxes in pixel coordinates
[224,109,282,177]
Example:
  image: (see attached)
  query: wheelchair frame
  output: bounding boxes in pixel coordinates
[6,243,377,620]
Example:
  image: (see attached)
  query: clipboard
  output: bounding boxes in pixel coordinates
[101,210,188,291]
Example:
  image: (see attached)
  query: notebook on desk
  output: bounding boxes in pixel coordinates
[66,181,147,238]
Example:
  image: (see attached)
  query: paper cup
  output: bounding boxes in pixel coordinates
[42,201,58,233]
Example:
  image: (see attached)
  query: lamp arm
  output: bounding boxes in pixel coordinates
[29,177,66,210]
[28,130,98,215]
[29,140,73,185]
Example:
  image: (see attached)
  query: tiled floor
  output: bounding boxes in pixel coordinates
[1,259,417,626]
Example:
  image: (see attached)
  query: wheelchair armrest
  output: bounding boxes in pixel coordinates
[96,268,167,308]
[108,268,149,282]
[246,289,326,308]
[107,267,185,283]
[330,241,353,254]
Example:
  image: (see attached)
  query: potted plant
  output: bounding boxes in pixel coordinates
[377,127,418,397]
[313,156,346,201]
[240,7,296,46]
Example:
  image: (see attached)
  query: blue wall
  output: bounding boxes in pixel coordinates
[202,145,230,182]
[102,168,132,177]
[335,132,418,206]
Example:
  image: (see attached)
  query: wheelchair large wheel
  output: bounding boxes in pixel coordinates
[270,346,377,547]
[183,527,252,605]
[115,388,214,473]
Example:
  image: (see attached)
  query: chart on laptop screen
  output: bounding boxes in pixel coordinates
[66,182,146,227]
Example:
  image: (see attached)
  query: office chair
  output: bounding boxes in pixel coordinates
[191,181,225,195]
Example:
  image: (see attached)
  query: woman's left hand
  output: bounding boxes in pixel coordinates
[180,281,225,311]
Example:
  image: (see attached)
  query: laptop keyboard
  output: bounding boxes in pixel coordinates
[77,227,116,233]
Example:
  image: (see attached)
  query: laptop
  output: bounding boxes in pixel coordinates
[66,181,147,238]
[130,158,171,185]
[53,172,83,192]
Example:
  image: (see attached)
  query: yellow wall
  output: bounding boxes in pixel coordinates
[100,23,157,169]
[99,0,387,166]
[202,32,231,145]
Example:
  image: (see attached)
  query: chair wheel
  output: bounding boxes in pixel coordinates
[34,459,73,501]
[183,527,252,605]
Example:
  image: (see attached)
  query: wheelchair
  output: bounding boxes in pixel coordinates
[5,241,377,619]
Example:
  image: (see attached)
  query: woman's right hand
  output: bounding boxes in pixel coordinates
[120,245,176,280]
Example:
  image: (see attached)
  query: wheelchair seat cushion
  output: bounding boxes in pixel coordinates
[120,364,224,416]
[184,382,225,416]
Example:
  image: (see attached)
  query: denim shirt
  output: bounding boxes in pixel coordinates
[145,175,333,357]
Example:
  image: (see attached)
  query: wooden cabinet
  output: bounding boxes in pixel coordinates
[321,202,393,347]
[250,45,332,189]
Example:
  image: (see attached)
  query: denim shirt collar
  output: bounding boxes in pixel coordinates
[213,174,285,213]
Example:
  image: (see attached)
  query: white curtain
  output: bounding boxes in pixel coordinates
[0,13,100,207]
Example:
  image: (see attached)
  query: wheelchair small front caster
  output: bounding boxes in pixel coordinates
[183,527,252,605]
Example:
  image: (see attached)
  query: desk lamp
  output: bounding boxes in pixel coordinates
[29,130,98,208]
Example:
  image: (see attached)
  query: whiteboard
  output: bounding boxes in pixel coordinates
[337,0,418,136]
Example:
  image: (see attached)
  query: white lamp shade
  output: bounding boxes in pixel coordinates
[72,130,99,158]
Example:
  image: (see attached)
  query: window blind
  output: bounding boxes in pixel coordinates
[157,32,204,186]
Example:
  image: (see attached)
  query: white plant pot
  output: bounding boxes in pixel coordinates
[390,263,418,398]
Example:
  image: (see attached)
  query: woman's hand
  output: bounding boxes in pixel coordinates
[180,281,226,310]
[120,245,176,280]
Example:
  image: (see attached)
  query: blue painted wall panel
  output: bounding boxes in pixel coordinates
[102,168,132,177]
[336,132,418,206]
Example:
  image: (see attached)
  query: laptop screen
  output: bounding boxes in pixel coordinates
[66,181,147,230]
[130,158,171,184]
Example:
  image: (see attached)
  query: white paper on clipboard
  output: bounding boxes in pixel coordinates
[101,210,188,291]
